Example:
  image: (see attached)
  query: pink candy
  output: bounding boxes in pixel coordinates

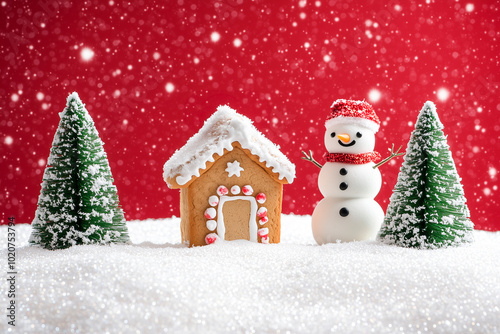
[204,208,216,219]
[258,228,269,237]
[257,207,267,218]
[205,233,218,245]
[231,185,241,195]
[217,185,228,196]
[208,195,219,206]
[242,185,253,196]
[258,228,269,244]
[256,193,266,204]
[259,216,269,225]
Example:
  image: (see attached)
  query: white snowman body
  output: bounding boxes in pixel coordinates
[312,198,384,243]
[312,120,384,244]
[318,162,381,198]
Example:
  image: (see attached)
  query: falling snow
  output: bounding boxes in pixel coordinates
[210,31,221,43]
[165,82,175,93]
[233,38,242,48]
[437,87,451,102]
[80,47,95,61]
[368,88,382,103]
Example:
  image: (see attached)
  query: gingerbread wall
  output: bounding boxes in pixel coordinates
[179,187,190,245]
[181,144,283,246]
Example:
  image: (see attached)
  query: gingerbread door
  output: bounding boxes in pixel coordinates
[217,196,258,242]
[203,185,270,245]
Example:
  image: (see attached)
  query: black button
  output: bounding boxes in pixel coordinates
[339,207,349,217]
[339,182,348,190]
[339,168,347,175]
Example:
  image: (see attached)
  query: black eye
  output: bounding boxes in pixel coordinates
[356,132,362,138]
[330,132,336,138]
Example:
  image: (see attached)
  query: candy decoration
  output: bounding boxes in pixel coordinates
[204,207,216,219]
[217,185,229,196]
[208,195,219,207]
[256,193,266,204]
[257,207,267,218]
[258,228,269,244]
[258,228,269,237]
[231,185,241,195]
[242,185,253,196]
[206,220,217,231]
[205,233,218,245]
[259,216,269,225]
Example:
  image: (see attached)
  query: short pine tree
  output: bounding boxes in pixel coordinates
[378,101,474,249]
[29,92,129,249]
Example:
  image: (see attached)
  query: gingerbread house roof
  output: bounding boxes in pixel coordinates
[163,105,296,188]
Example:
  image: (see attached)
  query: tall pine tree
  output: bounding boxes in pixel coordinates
[29,92,129,249]
[378,101,474,249]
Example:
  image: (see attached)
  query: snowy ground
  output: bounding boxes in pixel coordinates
[1,215,500,334]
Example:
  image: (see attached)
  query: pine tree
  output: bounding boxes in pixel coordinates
[29,92,129,249]
[378,101,474,249]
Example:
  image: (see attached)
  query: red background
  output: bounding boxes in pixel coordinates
[1,1,499,230]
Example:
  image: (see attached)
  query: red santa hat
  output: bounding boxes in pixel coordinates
[325,99,381,133]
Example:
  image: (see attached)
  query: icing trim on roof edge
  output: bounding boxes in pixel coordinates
[163,105,296,188]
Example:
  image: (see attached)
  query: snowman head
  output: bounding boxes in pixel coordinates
[324,123,376,153]
[324,99,380,154]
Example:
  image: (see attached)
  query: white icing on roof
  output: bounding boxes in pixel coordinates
[163,105,296,187]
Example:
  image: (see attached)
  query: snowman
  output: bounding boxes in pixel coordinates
[303,99,402,244]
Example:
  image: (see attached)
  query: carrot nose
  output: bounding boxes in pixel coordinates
[337,133,351,143]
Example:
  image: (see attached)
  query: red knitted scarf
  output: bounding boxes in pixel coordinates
[324,151,381,164]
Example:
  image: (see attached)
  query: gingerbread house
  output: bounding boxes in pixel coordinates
[163,106,295,246]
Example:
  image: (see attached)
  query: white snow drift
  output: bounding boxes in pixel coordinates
[1,215,499,333]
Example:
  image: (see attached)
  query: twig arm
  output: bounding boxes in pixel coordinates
[373,144,404,169]
[301,150,322,169]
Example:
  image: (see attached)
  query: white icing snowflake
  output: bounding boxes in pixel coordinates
[226,160,244,177]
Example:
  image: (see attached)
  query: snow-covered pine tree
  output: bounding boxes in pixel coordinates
[378,101,474,249]
[29,92,129,250]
